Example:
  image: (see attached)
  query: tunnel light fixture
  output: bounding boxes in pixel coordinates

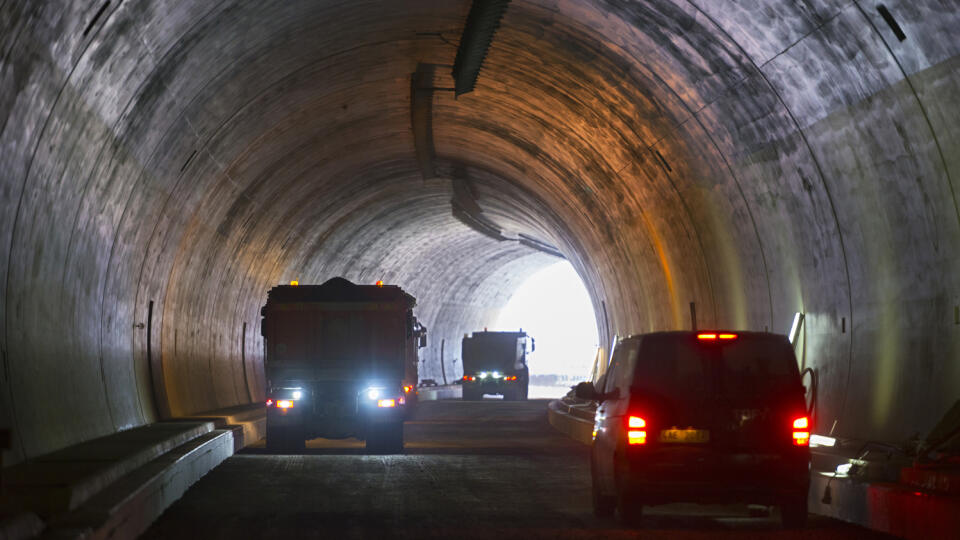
[718,333,738,340]
[789,312,804,345]
[697,333,717,340]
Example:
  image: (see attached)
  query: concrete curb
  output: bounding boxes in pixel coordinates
[2,422,215,517]
[546,400,593,445]
[40,429,234,540]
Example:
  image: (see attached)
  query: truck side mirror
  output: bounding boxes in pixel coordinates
[419,334,427,348]
[531,338,535,352]
[574,381,602,402]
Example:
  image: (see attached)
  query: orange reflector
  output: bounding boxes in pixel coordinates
[627,430,647,445]
[289,280,298,286]
[377,399,396,408]
[505,376,517,381]
[277,400,294,409]
[376,280,384,288]
[719,333,738,340]
[627,416,646,428]
[793,416,809,429]
[697,333,718,340]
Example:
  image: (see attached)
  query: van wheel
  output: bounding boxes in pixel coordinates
[617,493,643,527]
[366,422,404,454]
[591,477,616,517]
[780,496,808,528]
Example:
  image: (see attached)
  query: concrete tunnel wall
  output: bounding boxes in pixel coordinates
[1,0,958,466]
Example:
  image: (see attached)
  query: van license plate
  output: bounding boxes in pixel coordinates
[658,429,710,443]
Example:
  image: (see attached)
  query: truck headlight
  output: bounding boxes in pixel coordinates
[478,372,488,379]
[363,386,385,400]
[492,371,502,379]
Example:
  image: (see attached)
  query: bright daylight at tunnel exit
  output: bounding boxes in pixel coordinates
[1,0,959,539]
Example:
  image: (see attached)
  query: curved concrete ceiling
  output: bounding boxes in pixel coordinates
[1,0,958,464]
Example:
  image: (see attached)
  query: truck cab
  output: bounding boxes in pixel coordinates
[460,330,532,401]
[260,277,425,453]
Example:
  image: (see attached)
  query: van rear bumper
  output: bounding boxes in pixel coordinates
[620,450,810,505]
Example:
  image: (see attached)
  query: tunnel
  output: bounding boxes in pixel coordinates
[1,0,959,535]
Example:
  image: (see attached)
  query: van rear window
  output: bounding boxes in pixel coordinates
[632,334,798,401]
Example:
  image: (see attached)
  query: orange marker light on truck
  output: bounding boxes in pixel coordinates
[377,399,396,408]
[277,400,294,409]
[376,280,383,288]
[697,333,717,340]
[627,416,647,444]
[719,333,738,340]
[792,416,810,446]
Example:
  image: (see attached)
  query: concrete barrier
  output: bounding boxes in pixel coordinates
[42,429,234,540]
[546,399,593,445]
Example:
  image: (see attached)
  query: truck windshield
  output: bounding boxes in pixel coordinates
[632,334,798,404]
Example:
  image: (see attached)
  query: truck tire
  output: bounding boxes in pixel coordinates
[266,425,304,453]
[366,422,404,454]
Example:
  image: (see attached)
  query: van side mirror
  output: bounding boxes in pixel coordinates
[574,381,602,401]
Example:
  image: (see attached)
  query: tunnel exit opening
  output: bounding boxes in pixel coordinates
[492,261,599,399]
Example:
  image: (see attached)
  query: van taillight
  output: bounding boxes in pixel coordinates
[627,416,647,445]
[792,416,809,446]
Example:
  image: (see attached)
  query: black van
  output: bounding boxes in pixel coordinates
[576,331,810,528]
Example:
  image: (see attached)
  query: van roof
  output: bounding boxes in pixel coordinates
[622,330,790,344]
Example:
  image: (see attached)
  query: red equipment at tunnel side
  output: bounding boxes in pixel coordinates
[259,277,426,453]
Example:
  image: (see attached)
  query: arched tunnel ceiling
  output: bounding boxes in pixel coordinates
[1,0,958,464]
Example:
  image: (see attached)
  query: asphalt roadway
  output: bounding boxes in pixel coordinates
[142,399,895,539]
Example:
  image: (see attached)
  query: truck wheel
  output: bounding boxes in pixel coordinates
[266,425,304,453]
[780,496,808,529]
[366,422,404,454]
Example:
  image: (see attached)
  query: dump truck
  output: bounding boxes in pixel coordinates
[460,330,532,401]
[260,277,426,453]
